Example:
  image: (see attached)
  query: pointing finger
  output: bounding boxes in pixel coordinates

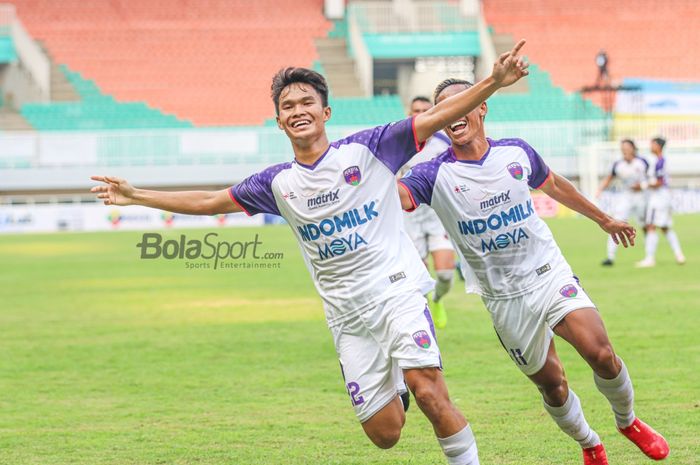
[511,39,526,56]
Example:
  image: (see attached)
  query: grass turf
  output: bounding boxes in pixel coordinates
[0,215,698,464]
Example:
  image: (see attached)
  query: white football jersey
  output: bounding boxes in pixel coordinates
[400,138,573,299]
[611,157,649,191]
[230,118,434,326]
[400,132,452,224]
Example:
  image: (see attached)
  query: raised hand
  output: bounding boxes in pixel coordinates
[600,218,636,248]
[492,39,529,87]
[90,175,137,206]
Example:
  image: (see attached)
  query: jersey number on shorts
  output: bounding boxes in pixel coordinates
[346,382,365,406]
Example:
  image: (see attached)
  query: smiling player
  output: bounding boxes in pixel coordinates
[90,42,530,465]
[399,78,670,465]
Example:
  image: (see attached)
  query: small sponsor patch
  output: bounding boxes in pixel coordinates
[343,166,362,186]
[389,271,406,283]
[507,162,524,180]
[412,330,431,349]
[559,284,578,298]
[535,263,551,276]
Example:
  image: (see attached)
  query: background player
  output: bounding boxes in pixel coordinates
[636,137,686,267]
[90,42,530,465]
[401,96,455,328]
[596,139,649,266]
[399,78,669,465]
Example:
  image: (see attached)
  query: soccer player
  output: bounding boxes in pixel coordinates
[401,96,456,328]
[596,139,649,266]
[636,137,686,267]
[90,42,529,465]
[398,78,670,465]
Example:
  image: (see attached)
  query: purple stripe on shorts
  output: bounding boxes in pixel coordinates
[423,306,442,369]
[423,306,437,340]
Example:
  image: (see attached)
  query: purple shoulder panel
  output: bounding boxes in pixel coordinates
[229,162,292,216]
[489,138,551,188]
[399,150,451,207]
[337,117,422,174]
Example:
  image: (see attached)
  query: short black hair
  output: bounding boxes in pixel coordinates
[271,67,329,115]
[621,138,638,152]
[411,96,431,105]
[652,136,666,149]
[433,78,474,105]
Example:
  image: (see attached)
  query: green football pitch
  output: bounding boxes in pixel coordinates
[1,216,698,464]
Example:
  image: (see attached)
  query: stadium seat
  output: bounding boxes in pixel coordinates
[7,0,332,126]
[482,0,700,108]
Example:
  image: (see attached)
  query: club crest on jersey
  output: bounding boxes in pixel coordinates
[559,284,578,298]
[343,166,362,186]
[412,330,431,349]
[507,162,524,180]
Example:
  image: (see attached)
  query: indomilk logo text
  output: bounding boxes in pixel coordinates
[297,201,379,260]
[457,200,535,253]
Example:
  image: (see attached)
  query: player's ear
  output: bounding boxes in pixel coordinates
[323,106,331,123]
[480,102,488,118]
[276,115,283,130]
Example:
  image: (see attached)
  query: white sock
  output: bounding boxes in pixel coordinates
[645,230,659,260]
[665,230,684,257]
[543,390,601,449]
[594,358,635,428]
[434,270,454,303]
[606,236,617,260]
[438,424,480,465]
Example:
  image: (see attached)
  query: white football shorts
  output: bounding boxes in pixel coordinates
[646,189,673,227]
[330,290,442,422]
[404,205,454,259]
[482,274,596,376]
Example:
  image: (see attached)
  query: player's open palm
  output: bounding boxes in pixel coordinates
[492,39,529,87]
[90,175,136,206]
[600,218,636,248]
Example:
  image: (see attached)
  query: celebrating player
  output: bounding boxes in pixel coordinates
[401,96,455,328]
[596,139,649,266]
[636,137,686,267]
[90,42,529,465]
[398,79,669,465]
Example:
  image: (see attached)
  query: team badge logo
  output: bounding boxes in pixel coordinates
[559,284,578,298]
[343,166,362,186]
[507,162,524,180]
[412,330,432,349]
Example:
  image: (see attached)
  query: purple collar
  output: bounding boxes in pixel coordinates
[294,143,333,170]
[451,139,492,166]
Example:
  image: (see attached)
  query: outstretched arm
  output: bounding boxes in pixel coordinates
[539,172,636,247]
[90,175,241,215]
[413,39,529,142]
